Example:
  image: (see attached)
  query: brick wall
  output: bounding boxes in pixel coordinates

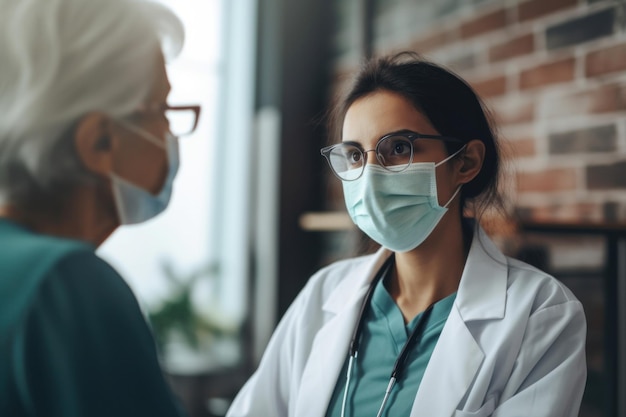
[328,0,626,226]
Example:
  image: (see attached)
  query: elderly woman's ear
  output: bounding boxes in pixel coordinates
[74,113,116,177]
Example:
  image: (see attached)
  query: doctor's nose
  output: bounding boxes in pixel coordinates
[363,149,385,166]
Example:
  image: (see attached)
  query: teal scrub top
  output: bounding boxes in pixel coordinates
[325,275,456,417]
[0,219,186,417]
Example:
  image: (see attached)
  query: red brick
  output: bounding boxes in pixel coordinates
[507,137,536,158]
[470,74,507,98]
[519,57,576,90]
[489,33,535,62]
[588,83,626,114]
[411,29,458,53]
[545,83,626,117]
[517,0,577,23]
[517,168,578,192]
[460,8,508,39]
[585,43,626,77]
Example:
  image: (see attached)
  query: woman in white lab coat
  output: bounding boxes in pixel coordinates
[227,52,587,417]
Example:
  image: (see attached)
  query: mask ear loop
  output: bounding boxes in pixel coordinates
[443,185,462,208]
[435,144,467,209]
[434,144,467,167]
[117,119,167,149]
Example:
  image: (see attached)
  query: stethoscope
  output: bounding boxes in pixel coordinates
[340,254,434,417]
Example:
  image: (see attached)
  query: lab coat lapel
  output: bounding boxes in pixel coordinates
[410,306,484,416]
[294,249,393,417]
[410,227,507,416]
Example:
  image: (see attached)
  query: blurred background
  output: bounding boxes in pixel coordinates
[97,0,626,416]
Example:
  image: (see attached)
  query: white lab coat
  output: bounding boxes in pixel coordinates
[227,227,587,417]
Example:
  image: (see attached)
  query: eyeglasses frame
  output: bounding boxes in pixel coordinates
[320,130,465,181]
[131,103,202,137]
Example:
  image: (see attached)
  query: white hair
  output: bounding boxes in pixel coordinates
[0,0,184,207]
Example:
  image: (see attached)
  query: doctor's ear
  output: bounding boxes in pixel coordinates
[74,112,117,177]
[456,140,485,186]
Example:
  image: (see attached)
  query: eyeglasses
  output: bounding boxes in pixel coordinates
[133,103,202,137]
[320,130,464,181]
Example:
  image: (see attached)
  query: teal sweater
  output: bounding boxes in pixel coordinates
[0,219,185,417]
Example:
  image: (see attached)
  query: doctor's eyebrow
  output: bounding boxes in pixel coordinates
[341,129,417,144]
[383,129,415,137]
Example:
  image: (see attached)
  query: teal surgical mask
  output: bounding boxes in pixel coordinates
[342,147,464,252]
[110,124,180,225]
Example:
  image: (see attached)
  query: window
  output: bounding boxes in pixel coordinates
[98,0,238,374]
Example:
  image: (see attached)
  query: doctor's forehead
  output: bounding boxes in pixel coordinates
[341,90,439,144]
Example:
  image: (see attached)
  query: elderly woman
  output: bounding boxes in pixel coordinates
[0,0,200,416]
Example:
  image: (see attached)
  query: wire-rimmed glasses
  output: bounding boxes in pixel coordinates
[320,130,464,181]
[134,103,202,137]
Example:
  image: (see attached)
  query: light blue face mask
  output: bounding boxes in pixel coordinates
[342,147,464,252]
[110,124,180,225]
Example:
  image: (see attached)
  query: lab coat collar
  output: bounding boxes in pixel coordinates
[413,227,508,416]
[321,248,391,314]
[323,225,508,322]
[455,225,508,321]
[297,248,393,416]
[295,270,373,416]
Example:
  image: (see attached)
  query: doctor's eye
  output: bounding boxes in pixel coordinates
[391,139,411,155]
[343,147,363,165]
[379,136,413,165]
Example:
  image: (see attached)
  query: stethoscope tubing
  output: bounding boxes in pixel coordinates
[340,254,435,417]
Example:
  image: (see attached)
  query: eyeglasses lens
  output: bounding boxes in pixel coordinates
[328,144,364,181]
[165,108,197,136]
[377,136,413,172]
[326,136,415,180]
